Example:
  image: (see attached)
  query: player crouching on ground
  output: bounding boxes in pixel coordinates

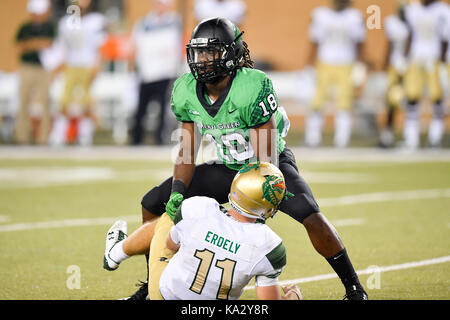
[104,161,303,300]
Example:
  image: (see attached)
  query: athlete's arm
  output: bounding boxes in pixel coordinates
[166,232,180,252]
[249,115,277,165]
[173,122,198,190]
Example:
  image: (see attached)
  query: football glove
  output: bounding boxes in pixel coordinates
[165,192,184,220]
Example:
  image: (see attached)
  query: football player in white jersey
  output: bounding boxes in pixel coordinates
[403,0,449,149]
[48,0,106,147]
[104,162,302,300]
[444,3,450,92]
[379,1,410,148]
[305,0,367,148]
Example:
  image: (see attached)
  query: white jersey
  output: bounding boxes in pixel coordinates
[309,7,366,65]
[405,1,448,64]
[194,0,247,25]
[159,197,286,300]
[132,12,183,83]
[384,14,409,71]
[445,4,450,63]
[58,12,106,68]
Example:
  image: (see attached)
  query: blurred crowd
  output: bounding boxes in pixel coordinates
[1,0,449,149]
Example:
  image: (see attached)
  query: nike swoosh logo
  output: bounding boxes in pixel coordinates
[333,253,344,260]
[228,109,237,114]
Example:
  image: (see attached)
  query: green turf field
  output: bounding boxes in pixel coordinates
[0,146,448,300]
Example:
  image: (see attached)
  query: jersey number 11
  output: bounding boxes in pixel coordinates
[190,248,237,299]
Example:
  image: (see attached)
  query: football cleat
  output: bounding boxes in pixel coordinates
[343,285,368,300]
[103,220,127,271]
[121,281,149,300]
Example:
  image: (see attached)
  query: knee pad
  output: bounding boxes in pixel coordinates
[281,192,320,224]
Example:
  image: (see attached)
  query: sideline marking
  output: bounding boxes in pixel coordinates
[244,255,450,290]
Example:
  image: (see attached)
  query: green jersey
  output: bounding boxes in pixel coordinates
[171,68,290,171]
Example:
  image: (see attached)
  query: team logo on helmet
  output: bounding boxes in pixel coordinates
[262,175,286,206]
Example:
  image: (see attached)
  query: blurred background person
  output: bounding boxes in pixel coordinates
[443,2,450,104]
[49,0,106,146]
[14,0,55,145]
[402,0,449,149]
[304,0,367,148]
[194,0,247,27]
[129,0,183,146]
[379,0,410,148]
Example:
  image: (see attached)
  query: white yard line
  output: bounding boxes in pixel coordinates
[0,215,141,232]
[0,188,449,232]
[244,255,450,290]
[0,167,172,189]
[319,188,450,207]
[0,167,375,189]
[330,218,365,227]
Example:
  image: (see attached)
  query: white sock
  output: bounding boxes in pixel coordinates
[305,111,323,147]
[109,241,129,264]
[403,105,420,149]
[49,115,68,147]
[334,111,352,148]
[78,117,95,146]
[428,118,444,147]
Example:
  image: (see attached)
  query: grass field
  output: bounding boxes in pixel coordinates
[0,146,449,300]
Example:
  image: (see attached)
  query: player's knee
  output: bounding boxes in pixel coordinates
[433,100,444,119]
[282,193,320,224]
[406,99,418,106]
[141,186,166,218]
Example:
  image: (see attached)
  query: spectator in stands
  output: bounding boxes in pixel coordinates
[49,0,106,146]
[14,0,55,145]
[304,0,367,148]
[194,0,247,27]
[129,0,183,145]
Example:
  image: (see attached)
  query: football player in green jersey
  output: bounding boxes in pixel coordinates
[127,17,367,300]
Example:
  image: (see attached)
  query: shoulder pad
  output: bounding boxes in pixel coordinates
[181,196,220,221]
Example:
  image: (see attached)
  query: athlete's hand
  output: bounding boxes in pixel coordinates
[281,284,303,300]
[165,192,184,220]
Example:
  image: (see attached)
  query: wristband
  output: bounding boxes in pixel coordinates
[171,179,187,196]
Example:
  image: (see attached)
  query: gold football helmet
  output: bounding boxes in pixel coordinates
[228,161,287,221]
